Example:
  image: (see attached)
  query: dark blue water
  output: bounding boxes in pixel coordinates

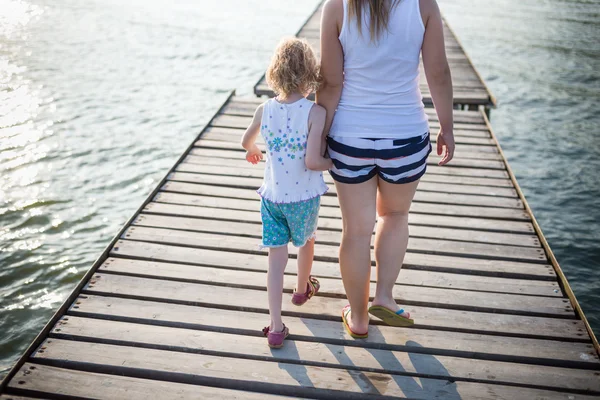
[441,0,600,338]
[1,0,598,377]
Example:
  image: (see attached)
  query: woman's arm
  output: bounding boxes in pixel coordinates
[305,105,334,171]
[421,0,455,165]
[241,103,264,164]
[316,0,344,139]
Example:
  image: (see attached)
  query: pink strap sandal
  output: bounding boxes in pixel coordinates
[262,325,289,348]
[291,276,320,306]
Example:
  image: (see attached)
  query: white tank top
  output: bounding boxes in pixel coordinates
[329,0,429,139]
[257,98,328,203]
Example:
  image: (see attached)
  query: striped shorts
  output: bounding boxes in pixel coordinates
[327,132,432,184]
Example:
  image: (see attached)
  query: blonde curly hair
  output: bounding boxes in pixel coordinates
[266,37,320,98]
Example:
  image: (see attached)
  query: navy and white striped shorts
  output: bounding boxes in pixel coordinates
[327,132,432,184]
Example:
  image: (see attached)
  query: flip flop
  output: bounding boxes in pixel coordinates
[368,305,414,327]
[341,305,369,339]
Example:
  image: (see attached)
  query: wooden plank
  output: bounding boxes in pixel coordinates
[136,210,541,261]
[9,364,297,400]
[190,146,507,170]
[210,114,492,136]
[50,316,600,394]
[254,77,491,95]
[177,161,515,190]
[122,223,548,265]
[185,146,510,179]
[69,295,595,362]
[31,339,598,400]
[199,136,502,163]
[152,192,536,235]
[205,120,495,141]
[222,100,487,125]
[101,256,560,300]
[170,169,519,203]
[201,128,502,156]
[203,124,498,146]
[202,117,493,142]
[203,123,496,143]
[254,81,493,106]
[168,171,523,208]
[111,238,555,285]
[161,181,532,220]
[75,276,592,363]
[103,247,560,316]
[91,268,572,324]
[135,208,541,248]
[196,138,504,162]
[256,82,492,101]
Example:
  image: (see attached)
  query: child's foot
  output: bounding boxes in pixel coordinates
[291,276,320,306]
[262,324,289,348]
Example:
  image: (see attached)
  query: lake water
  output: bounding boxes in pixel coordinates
[1,0,598,376]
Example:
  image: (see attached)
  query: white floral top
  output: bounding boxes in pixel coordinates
[257,97,328,203]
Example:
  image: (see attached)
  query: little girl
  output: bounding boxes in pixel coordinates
[241,37,332,348]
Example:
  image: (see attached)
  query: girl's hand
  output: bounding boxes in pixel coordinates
[245,145,263,164]
[436,129,455,166]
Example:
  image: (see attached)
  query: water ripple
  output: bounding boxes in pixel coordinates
[0,0,322,376]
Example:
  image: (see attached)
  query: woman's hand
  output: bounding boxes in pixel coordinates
[436,129,455,166]
[245,145,263,165]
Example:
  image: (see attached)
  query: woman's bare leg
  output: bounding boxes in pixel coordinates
[334,176,378,333]
[372,178,420,316]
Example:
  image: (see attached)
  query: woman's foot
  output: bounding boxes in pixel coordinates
[263,324,289,348]
[292,276,320,306]
[371,298,411,320]
[341,305,369,338]
[369,297,414,327]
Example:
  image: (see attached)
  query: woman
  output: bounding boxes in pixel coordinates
[317,0,454,338]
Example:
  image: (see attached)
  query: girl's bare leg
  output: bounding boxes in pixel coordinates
[334,176,378,334]
[267,246,288,332]
[296,238,315,294]
[372,178,420,316]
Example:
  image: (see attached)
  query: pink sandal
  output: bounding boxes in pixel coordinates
[262,325,289,348]
[291,276,320,306]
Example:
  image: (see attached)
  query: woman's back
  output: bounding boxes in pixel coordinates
[330,0,429,139]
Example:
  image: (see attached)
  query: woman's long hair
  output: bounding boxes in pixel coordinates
[348,0,401,42]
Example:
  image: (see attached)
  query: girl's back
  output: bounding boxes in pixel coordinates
[258,97,328,203]
[330,0,429,139]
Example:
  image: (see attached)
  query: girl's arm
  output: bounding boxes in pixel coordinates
[240,103,264,164]
[316,0,344,137]
[305,104,333,171]
[421,0,455,165]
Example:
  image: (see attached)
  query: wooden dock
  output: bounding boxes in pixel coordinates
[253,2,497,110]
[2,4,599,400]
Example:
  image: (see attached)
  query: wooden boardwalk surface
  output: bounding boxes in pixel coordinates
[1,92,599,399]
[253,2,497,109]
[2,2,600,398]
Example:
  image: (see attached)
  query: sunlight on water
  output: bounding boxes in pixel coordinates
[0,0,322,375]
[0,0,42,37]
